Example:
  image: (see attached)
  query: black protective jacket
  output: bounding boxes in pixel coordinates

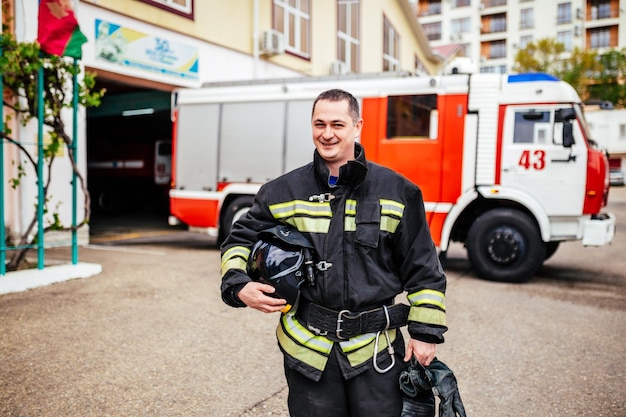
[221,143,447,381]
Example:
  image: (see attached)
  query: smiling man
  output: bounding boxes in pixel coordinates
[220,89,448,417]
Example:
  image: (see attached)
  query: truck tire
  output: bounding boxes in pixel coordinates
[544,241,560,261]
[466,209,545,283]
[219,196,255,244]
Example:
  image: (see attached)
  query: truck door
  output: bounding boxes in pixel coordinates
[499,105,588,215]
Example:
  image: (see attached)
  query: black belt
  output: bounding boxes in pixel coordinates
[296,299,409,342]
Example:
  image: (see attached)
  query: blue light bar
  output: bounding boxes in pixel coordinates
[508,73,560,83]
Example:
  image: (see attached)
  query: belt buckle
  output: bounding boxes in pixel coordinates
[335,309,352,340]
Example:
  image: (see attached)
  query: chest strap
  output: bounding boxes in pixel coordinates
[296,299,409,342]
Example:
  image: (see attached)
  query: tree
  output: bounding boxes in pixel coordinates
[1,33,105,271]
[557,46,602,102]
[588,48,626,108]
[513,37,626,108]
[513,38,565,74]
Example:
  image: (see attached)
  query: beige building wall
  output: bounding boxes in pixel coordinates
[81,0,441,77]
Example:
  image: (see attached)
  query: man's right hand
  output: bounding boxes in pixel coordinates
[237,282,288,313]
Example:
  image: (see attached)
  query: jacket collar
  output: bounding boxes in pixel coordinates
[314,142,369,189]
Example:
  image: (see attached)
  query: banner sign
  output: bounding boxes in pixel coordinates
[95,18,199,80]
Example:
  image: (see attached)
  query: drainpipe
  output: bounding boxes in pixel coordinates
[253,0,259,79]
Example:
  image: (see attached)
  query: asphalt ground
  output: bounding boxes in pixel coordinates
[1,189,625,416]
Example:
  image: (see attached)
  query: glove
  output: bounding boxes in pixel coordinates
[399,357,435,417]
[424,359,467,417]
[398,357,466,417]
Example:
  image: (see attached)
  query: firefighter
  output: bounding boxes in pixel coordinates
[220,89,447,417]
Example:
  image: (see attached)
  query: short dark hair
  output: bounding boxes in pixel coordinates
[312,89,360,124]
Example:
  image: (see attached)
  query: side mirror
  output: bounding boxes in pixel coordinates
[556,108,576,122]
[563,122,574,148]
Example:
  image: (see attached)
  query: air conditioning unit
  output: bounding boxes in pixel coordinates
[574,25,581,37]
[260,29,285,56]
[330,60,349,75]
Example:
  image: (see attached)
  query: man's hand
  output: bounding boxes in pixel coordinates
[237,282,288,313]
[404,338,436,366]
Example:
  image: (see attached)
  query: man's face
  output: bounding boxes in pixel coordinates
[311,99,363,173]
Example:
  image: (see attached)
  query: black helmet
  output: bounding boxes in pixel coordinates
[247,225,315,309]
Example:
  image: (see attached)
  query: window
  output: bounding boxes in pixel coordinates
[383,16,400,72]
[520,8,534,29]
[422,22,442,41]
[451,17,471,34]
[415,54,428,76]
[387,95,438,138]
[590,0,612,19]
[489,40,506,58]
[557,3,572,24]
[337,0,360,72]
[452,0,471,7]
[483,13,506,33]
[557,30,573,51]
[140,0,193,17]
[274,0,311,57]
[589,27,611,48]
[513,111,551,144]
[519,35,533,49]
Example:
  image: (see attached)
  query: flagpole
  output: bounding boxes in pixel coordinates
[71,59,78,264]
[0,7,6,275]
[37,64,45,270]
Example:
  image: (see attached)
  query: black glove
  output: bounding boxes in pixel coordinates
[399,357,435,417]
[424,358,467,417]
[398,357,466,417]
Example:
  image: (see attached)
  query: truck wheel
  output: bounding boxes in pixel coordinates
[466,209,545,283]
[219,196,254,244]
[544,242,560,261]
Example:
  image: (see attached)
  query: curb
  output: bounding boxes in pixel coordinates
[0,262,103,295]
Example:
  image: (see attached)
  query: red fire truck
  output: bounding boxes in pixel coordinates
[169,72,615,282]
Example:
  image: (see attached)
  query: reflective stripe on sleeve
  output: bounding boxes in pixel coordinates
[408,306,447,327]
[407,289,446,311]
[220,246,250,276]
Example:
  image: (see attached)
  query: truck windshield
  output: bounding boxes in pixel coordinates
[576,104,599,148]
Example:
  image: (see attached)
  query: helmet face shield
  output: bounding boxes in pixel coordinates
[247,240,306,305]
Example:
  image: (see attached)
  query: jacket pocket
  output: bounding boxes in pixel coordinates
[355,201,380,248]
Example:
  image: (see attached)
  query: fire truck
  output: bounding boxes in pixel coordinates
[169,72,615,283]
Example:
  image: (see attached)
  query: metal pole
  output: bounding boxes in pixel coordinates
[37,65,45,269]
[71,60,78,264]
[0,29,5,276]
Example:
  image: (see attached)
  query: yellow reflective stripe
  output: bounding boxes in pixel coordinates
[280,311,334,354]
[380,199,405,218]
[220,246,251,276]
[339,332,377,353]
[343,329,397,367]
[290,217,330,233]
[270,200,332,218]
[345,199,357,215]
[408,306,447,327]
[344,217,356,232]
[221,258,247,276]
[407,289,446,311]
[380,216,401,233]
[277,325,329,372]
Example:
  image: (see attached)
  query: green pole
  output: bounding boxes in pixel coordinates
[37,66,45,269]
[0,34,5,276]
[71,60,78,264]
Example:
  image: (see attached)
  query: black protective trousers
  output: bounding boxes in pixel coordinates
[284,344,410,417]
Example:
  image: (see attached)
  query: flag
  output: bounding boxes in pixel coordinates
[37,0,88,59]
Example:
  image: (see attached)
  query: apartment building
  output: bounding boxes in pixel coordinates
[2,0,441,241]
[416,0,626,74]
